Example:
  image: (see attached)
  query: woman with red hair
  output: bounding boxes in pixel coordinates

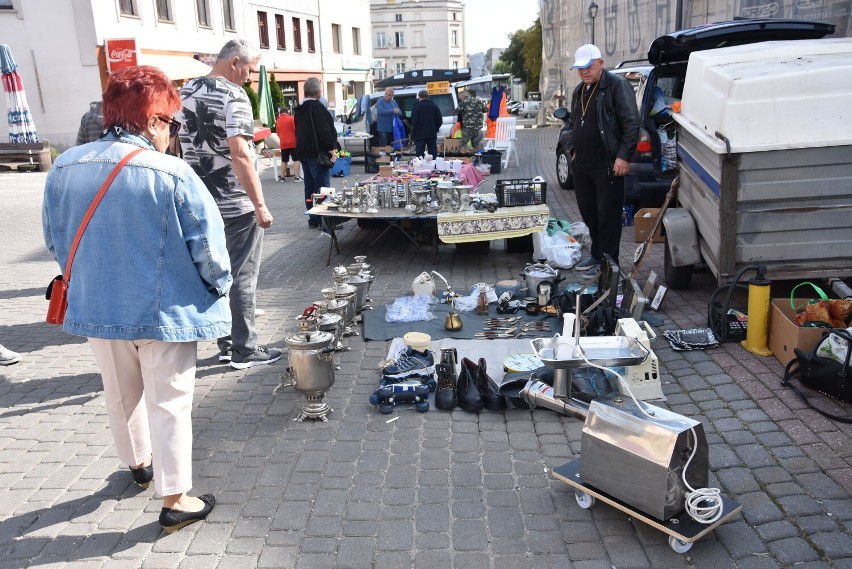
[43,66,231,533]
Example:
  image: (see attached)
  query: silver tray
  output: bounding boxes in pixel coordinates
[530,336,649,369]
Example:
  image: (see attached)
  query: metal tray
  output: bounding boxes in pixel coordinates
[530,336,649,369]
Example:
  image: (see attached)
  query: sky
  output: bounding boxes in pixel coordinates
[463,0,540,55]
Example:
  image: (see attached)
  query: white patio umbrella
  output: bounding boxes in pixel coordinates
[1,44,40,144]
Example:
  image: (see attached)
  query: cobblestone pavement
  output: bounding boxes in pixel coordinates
[0,129,850,569]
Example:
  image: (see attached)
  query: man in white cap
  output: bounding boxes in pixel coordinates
[566,44,639,277]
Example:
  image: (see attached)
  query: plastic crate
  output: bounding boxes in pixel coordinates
[329,156,351,177]
[495,178,546,207]
[709,301,748,342]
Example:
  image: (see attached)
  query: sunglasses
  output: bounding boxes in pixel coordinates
[156,115,182,137]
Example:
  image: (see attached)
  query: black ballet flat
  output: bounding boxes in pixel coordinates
[159,494,216,534]
[130,464,154,489]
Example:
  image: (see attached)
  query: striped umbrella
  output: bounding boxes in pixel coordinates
[1,44,40,144]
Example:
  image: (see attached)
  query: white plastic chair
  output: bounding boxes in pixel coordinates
[491,117,518,169]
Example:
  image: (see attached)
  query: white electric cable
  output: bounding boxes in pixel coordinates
[572,342,723,524]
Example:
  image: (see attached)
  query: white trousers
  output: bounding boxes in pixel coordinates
[88,338,197,497]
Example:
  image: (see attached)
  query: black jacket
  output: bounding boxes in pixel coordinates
[294,99,337,161]
[567,69,639,164]
[409,98,443,141]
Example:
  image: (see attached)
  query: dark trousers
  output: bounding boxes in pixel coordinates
[218,212,263,358]
[415,138,438,159]
[376,131,392,146]
[302,158,330,228]
[573,166,625,265]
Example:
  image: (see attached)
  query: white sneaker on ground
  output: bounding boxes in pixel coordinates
[0,344,21,366]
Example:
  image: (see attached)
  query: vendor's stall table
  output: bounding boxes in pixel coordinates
[309,203,551,265]
[308,204,438,265]
[437,204,549,244]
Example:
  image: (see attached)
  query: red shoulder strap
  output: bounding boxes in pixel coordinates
[62,147,147,283]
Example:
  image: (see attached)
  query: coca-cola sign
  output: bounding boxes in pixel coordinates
[105,38,137,73]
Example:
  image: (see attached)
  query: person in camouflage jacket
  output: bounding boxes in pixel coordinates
[456,90,488,149]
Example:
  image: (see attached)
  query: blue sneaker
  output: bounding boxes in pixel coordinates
[381,347,435,380]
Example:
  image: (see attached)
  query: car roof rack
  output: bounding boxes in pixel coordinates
[615,59,650,68]
[375,68,471,89]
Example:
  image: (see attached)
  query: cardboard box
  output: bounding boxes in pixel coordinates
[634,208,666,243]
[768,298,829,367]
[378,165,394,177]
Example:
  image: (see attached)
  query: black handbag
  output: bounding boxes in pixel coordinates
[782,329,852,423]
[309,104,334,169]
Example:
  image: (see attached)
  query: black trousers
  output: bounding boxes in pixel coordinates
[415,138,438,159]
[572,166,625,265]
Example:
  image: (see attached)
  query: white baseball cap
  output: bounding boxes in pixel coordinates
[571,44,602,69]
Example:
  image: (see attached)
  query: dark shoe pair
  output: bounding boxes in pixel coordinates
[159,494,216,534]
[434,363,458,410]
[473,358,508,412]
[457,358,484,412]
[130,463,154,489]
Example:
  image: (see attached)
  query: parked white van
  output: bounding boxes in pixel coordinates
[338,74,510,154]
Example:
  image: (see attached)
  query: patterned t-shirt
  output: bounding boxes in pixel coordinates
[178,76,256,219]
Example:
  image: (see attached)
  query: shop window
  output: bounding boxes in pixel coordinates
[222,0,235,31]
[118,0,137,16]
[376,32,386,49]
[275,14,286,49]
[293,18,302,51]
[258,12,269,48]
[352,27,361,56]
[307,20,316,52]
[332,24,342,54]
[451,30,458,47]
[395,14,402,22]
[156,0,172,21]
[196,0,210,27]
[395,32,405,48]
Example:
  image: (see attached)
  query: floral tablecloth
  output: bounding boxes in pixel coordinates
[436,204,549,244]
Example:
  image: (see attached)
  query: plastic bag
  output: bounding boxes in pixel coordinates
[532,230,582,269]
[817,327,852,364]
[385,295,435,322]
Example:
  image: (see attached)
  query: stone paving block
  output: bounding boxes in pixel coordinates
[755,520,800,542]
[767,536,821,564]
[602,534,650,567]
[486,507,524,538]
[809,530,852,560]
[377,519,414,551]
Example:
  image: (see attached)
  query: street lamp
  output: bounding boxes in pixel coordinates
[588,1,599,45]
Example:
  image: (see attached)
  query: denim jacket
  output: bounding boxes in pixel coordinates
[43,130,232,341]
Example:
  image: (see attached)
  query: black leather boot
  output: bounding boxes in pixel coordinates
[477,358,507,411]
[434,363,458,410]
[457,358,484,412]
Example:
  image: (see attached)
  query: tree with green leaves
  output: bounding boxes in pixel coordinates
[269,73,285,115]
[499,18,542,96]
[243,81,259,120]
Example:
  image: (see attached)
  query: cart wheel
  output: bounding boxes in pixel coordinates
[574,490,595,509]
[668,535,693,554]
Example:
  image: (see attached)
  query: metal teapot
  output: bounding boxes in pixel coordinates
[521,258,563,300]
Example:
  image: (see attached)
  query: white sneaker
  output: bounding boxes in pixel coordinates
[0,344,21,366]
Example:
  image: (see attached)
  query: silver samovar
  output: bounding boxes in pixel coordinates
[331,269,359,336]
[319,288,351,347]
[284,314,336,422]
[313,301,346,353]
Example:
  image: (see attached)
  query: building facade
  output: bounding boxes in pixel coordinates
[0,0,372,149]
[370,0,465,80]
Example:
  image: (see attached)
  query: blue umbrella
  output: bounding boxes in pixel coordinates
[1,44,40,144]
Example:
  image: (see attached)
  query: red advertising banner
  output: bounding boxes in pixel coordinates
[105,38,138,73]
